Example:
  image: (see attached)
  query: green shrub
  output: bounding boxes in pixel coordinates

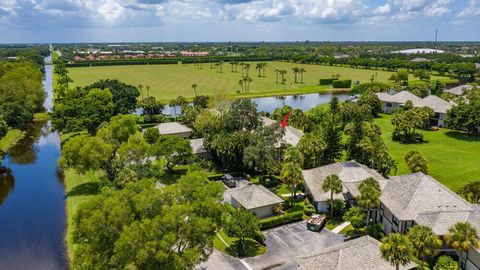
[304,204,316,216]
[259,211,303,230]
[434,255,457,270]
[319,78,338,85]
[332,79,352,88]
[207,174,224,180]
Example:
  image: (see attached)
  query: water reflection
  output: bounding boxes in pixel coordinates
[5,121,46,165]
[0,170,14,205]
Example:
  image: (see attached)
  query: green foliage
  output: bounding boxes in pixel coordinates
[85,79,140,114]
[459,181,480,203]
[350,82,390,95]
[404,150,429,174]
[343,206,365,231]
[0,99,34,129]
[243,124,283,174]
[60,134,113,174]
[139,96,164,123]
[259,211,303,230]
[281,150,304,198]
[322,174,342,217]
[210,131,250,170]
[272,105,312,131]
[0,119,7,138]
[407,225,442,264]
[445,89,480,135]
[193,95,210,108]
[413,69,431,81]
[396,70,409,82]
[392,107,434,143]
[380,233,414,269]
[357,177,381,228]
[433,256,458,270]
[446,222,479,265]
[143,128,160,144]
[297,130,326,169]
[72,174,225,270]
[224,99,259,132]
[358,90,382,118]
[366,223,384,240]
[319,78,338,85]
[151,135,193,173]
[224,208,261,257]
[332,79,352,88]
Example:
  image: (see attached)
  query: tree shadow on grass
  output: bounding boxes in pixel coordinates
[66,181,110,197]
[444,131,480,142]
[226,239,265,258]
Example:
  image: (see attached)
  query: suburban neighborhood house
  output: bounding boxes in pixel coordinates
[154,122,193,137]
[226,183,284,218]
[376,91,454,126]
[378,172,480,270]
[291,236,416,270]
[261,116,304,146]
[445,84,473,96]
[302,161,386,212]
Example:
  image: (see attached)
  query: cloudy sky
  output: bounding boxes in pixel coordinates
[0,0,479,43]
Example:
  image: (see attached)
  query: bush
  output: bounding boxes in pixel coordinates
[259,211,303,230]
[319,78,338,85]
[304,204,316,216]
[253,230,266,245]
[433,255,457,270]
[206,173,224,181]
[332,79,352,88]
[259,175,278,188]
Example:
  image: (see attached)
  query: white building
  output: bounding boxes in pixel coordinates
[226,184,284,219]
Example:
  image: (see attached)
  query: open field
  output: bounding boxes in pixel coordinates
[374,114,480,191]
[67,61,451,102]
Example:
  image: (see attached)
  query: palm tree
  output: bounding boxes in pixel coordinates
[446,222,479,267]
[234,61,239,73]
[256,63,263,77]
[240,62,245,76]
[283,146,303,168]
[191,84,198,97]
[380,233,414,270]
[169,99,178,120]
[274,69,280,84]
[146,85,151,97]
[299,68,306,83]
[281,78,287,91]
[357,177,381,228]
[281,161,303,198]
[244,63,251,76]
[244,76,253,94]
[238,79,244,94]
[218,61,224,73]
[138,84,144,99]
[322,174,343,217]
[404,150,428,174]
[229,61,235,72]
[407,225,442,267]
[279,69,287,82]
[292,67,300,83]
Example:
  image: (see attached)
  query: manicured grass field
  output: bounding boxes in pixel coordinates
[374,114,480,191]
[67,61,450,102]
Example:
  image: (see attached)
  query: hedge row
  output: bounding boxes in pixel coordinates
[181,56,276,64]
[206,174,224,181]
[259,211,303,230]
[66,59,179,67]
[332,79,352,88]
[319,78,338,85]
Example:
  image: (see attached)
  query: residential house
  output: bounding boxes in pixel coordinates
[291,236,416,270]
[417,95,454,126]
[378,172,480,269]
[444,85,473,96]
[302,161,386,212]
[154,122,193,138]
[376,91,423,113]
[261,116,304,147]
[226,184,284,218]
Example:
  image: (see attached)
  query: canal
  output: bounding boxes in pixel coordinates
[0,55,68,269]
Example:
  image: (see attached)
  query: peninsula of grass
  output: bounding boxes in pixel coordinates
[0,129,25,152]
[374,114,480,191]
[67,61,452,102]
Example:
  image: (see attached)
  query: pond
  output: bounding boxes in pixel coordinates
[0,55,68,269]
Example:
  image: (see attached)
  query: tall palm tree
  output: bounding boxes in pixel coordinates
[191,83,198,97]
[218,61,223,73]
[280,69,287,82]
[256,63,263,77]
[322,174,343,217]
[283,146,303,168]
[281,78,287,91]
[229,61,235,72]
[146,85,151,97]
[404,150,428,174]
[299,68,306,83]
[244,63,251,76]
[240,62,245,76]
[446,222,479,267]
[138,84,144,99]
[274,69,280,84]
[407,225,442,267]
[234,61,239,73]
[281,161,303,198]
[357,177,381,228]
[292,67,300,83]
[244,76,253,93]
[380,233,414,270]
[238,79,244,94]
[169,99,178,120]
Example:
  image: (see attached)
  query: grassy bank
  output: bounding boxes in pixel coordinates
[64,169,104,260]
[67,61,452,102]
[0,129,25,152]
[33,112,51,121]
[374,114,480,190]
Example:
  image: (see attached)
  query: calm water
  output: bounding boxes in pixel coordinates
[0,55,68,269]
[160,92,350,115]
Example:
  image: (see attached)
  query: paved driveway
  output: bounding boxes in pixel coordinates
[200,221,345,270]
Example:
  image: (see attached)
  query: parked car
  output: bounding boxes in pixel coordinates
[222,174,236,188]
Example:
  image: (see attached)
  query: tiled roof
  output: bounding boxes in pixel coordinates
[227,184,284,209]
[302,161,386,202]
[414,210,480,235]
[293,236,416,270]
[376,91,423,104]
[154,122,193,135]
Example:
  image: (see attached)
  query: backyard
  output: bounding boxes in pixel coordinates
[374,114,480,191]
[67,61,452,102]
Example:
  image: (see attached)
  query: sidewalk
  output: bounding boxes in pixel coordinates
[331,221,351,234]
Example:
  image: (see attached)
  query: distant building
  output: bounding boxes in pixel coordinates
[302,161,386,212]
[391,48,445,54]
[226,184,284,218]
[292,236,416,270]
[154,122,193,138]
[376,91,423,113]
[444,85,473,96]
[410,57,430,62]
[180,51,209,57]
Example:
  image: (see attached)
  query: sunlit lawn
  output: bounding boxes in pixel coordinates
[67,61,451,102]
[374,114,480,191]
[0,129,24,152]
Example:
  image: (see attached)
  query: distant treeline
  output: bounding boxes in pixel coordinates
[65,56,277,67]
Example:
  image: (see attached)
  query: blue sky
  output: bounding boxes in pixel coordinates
[0,0,479,43]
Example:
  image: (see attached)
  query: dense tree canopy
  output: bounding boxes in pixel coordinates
[85,79,140,114]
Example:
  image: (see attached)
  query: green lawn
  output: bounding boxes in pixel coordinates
[213,230,267,257]
[0,129,24,152]
[67,61,450,102]
[33,112,51,121]
[374,114,480,191]
[64,169,105,260]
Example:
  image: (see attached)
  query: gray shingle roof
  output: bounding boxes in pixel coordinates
[261,116,304,146]
[381,173,474,221]
[376,91,423,104]
[293,236,416,270]
[154,122,193,135]
[417,95,454,114]
[444,85,473,96]
[227,184,284,209]
[302,161,386,202]
[414,210,480,235]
